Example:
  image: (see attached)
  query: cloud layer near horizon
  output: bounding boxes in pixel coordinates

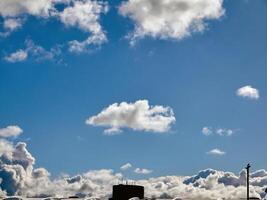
[0,139,267,199]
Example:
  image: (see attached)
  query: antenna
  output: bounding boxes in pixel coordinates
[245,163,251,200]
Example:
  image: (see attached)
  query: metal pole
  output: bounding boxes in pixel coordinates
[245,163,251,200]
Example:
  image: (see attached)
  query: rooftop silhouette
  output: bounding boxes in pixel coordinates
[109,184,144,200]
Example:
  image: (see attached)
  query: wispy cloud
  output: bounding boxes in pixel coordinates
[120,163,132,171]
[202,126,213,136]
[4,39,62,63]
[206,148,226,156]
[4,49,28,63]
[202,126,235,136]
[134,168,153,174]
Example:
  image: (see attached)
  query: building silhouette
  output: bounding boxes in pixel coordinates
[109,184,144,200]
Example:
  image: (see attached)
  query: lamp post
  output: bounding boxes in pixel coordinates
[245,163,251,200]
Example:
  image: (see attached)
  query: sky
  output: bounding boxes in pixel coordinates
[0,0,267,187]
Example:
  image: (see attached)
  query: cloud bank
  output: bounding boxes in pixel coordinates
[86,100,175,134]
[0,138,267,199]
[119,0,225,44]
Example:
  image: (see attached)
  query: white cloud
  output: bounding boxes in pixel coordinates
[0,0,53,38]
[119,0,225,44]
[120,163,132,171]
[236,85,260,100]
[86,100,175,134]
[202,127,212,136]
[202,127,235,136]
[5,39,61,63]
[0,0,108,53]
[25,39,61,61]
[206,148,225,156]
[0,0,53,17]
[0,125,23,138]
[68,33,107,53]
[0,18,24,36]
[134,168,153,174]
[4,49,28,63]
[4,18,22,31]
[59,0,108,53]
[216,128,234,136]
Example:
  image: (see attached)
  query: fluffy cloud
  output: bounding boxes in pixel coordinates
[0,125,23,138]
[0,0,53,18]
[119,0,225,44]
[134,168,153,175]
[5,39,61,63]
[120,163,132,171]
[0,138,122,198]
[0,0,53,36]
[0,139,267,199]
[236,85,260,100]
[206,148,226,156]
[59,0,108,53]
[86,100,175,134]
[0,0,108,53]
[202,126,234,136]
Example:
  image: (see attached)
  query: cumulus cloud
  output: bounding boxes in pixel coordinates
[86,100,175,134]
[0,0,108,53]
[236,85,260,100]
[120,163,132,171]
[5,39,61,63]
[0,0,53,18]
[0,0,53,36]
[202,126,235,136]
[206,148,226,156]
[0,125,23,138]
[0,138,122,198]
[119,0,225,44]
[59,0,108,53]
[134,168,153,175]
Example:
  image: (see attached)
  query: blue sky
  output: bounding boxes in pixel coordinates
[0,0,267,180]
